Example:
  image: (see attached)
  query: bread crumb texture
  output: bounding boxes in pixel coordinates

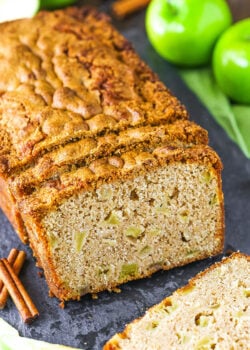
[41,162,223,297]
[104,253,250,350]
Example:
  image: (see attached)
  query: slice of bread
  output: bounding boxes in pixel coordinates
[104,253,250,350]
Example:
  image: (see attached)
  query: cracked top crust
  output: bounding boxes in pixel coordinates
[10,120,208,198]
[0,6,187,175]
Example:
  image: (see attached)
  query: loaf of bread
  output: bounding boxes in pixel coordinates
[0,7,224,300]
[104,252,250,349]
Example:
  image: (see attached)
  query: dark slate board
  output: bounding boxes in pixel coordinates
[0,1,250,349]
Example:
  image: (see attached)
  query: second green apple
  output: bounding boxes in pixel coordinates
[40,0,76,9]
[145,0,232,67]
[213,18,250,105]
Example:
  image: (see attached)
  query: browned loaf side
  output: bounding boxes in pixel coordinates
[0,7,224,301]
[104,253,250,350]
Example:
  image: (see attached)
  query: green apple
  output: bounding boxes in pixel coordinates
[0,318,80,349]
[40,0,77,9]
[145,0,232,67]
[0,0,39,22]
[213,18,250,104]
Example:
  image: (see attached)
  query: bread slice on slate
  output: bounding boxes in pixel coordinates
[104,253,250,350]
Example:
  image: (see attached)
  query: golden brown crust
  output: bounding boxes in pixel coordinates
[0,6,187,176]
[103,253,249,349]
[0,176,28,242]
[10,120,208,198]
[18,145,222,218]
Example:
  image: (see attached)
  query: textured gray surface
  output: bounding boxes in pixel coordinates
[0,1,250,349]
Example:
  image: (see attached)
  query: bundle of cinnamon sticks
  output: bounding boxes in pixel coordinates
[0,248,39,323]
[112,0,151,19]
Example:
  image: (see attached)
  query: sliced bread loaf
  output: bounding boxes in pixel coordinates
[0,7,224,300]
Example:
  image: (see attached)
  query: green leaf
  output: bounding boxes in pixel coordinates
[0,339,12,350]
[232,105,250,152]
[179,68,250,158]
[40,0,77,10]
[0,318,80,350]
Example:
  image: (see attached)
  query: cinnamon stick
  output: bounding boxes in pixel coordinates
[0,249,18,294]
[0,259,39,323]
[0,249,26,309]
[112,0,151,19]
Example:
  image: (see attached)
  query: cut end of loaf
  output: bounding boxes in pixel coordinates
[104,253,250,349]
[40,162,223,300]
